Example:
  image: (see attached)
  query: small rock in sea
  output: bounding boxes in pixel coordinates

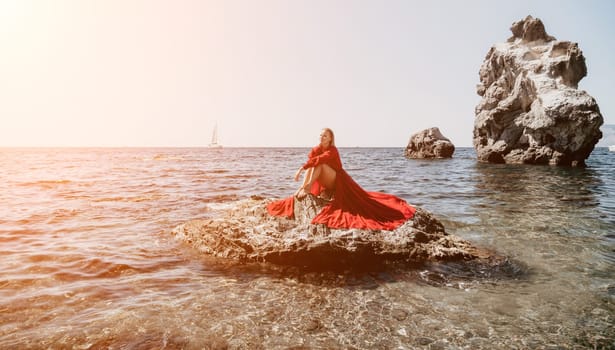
[391,309,409,321]
[304,319,321,332]
[429,340,448,350]
[415,336,435,345]
[405,127,455,159]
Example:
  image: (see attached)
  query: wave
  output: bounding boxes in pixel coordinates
[91,194,166,203]
[152,154,186,161]
[17,179,72,188]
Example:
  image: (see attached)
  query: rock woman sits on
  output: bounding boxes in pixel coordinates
[267,128,416,231]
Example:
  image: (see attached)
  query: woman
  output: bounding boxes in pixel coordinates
[293,128,339,200]
[267,128,416,231]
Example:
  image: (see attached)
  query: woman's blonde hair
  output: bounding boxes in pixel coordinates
[322,128,335,146]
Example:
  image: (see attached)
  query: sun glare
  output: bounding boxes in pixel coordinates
[0,1,30,32]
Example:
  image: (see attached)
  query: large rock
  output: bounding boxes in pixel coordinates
[474,15,603,167]
[171,195,497,270]
[405,127,455,159]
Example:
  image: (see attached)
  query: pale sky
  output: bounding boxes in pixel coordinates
[1,0,613,147]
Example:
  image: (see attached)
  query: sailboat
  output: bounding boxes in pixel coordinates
[208,123,223,148]
[609,145,615,152]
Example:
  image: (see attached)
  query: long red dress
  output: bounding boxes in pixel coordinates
[266,146,416,230]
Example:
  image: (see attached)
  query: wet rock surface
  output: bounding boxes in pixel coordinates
[474,15,603,167]
[172,195,502,270]
[405,127,455,159]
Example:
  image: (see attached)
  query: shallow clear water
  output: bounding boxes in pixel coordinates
[0,147,613,349]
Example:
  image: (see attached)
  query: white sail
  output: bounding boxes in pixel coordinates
[609,145,615,152]
[209,123,222,148]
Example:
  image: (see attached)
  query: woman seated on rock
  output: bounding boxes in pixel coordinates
[267,128,416,231]
[293,128,339,200]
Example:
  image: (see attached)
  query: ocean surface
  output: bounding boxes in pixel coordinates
[0,147,613,349]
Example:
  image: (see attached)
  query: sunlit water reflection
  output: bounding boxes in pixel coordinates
[0,147,613,349]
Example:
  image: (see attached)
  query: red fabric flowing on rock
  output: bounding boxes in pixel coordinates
[266,145,416,230]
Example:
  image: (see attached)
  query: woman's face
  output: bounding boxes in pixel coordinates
[319,130,332,147]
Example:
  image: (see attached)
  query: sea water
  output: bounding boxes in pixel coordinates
[0,147,613,349]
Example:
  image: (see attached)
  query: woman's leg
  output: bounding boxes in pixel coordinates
[295,167,315,197]
[316,164,336,189]
[295,164,336,198]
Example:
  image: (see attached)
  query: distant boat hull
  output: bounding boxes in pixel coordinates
[609,145,615,152]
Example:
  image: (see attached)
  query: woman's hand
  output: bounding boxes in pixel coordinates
[294,167,303,181]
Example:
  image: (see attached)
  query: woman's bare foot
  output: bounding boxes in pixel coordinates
[294,187,309,199]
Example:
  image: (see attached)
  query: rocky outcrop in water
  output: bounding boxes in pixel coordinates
[405,127,455,159]
[172,195,498,270]
[474,15,603,167]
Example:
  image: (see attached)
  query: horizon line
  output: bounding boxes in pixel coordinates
[0,145,478,149]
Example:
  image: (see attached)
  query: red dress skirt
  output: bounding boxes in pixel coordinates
[267,146,415,231]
